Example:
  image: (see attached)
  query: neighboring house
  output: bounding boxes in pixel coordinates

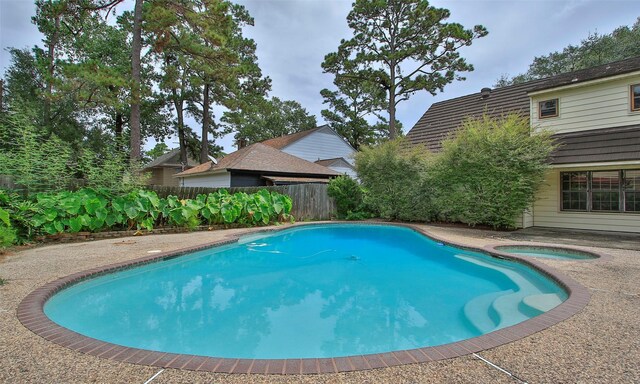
[142,149,198,187]
[261,124,358,178]
[175,143,341,187]
[407,56,640,233]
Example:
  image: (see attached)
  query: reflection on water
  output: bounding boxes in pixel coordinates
[44,225,564,359]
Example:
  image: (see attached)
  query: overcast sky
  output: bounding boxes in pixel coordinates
[1,0,639,153]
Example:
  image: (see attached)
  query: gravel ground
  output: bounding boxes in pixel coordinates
[0,223,638,383]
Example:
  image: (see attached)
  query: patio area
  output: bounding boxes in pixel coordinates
[1,223,638,383]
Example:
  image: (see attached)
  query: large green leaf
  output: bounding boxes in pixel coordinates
[53,220,65,233]
[44,208,58,221]
[68,217,83,233]
[0,207,10,227]
[124,203,140,219]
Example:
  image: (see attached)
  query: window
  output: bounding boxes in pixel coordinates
[591,171,620,211]
[560,170,640,213]
[631,84,640,112]
[539,99,558,118]
[561,172,588,211]
[624,170,640,212]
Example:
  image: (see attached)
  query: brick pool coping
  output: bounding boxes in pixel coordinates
[16,222,595,375]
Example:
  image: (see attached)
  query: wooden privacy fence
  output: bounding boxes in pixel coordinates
[148,184,337,220]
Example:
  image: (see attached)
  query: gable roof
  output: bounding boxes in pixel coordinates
[142,149,198,170]
[175,143,341,178]
[260,126,323,149]
[407,56,640,152]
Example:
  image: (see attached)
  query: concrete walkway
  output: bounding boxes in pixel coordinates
[1,223,638,383]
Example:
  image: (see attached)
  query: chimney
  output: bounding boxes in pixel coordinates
[237,138,247,149]
[480,87,491,99]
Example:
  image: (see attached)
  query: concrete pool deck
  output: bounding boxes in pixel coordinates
[1,223,639,383]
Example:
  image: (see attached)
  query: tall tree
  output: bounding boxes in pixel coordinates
[129,0,143,161]
[496,18,640,87]
[223,96,317,145]
[320,47,386,149]
[323,0,487,139]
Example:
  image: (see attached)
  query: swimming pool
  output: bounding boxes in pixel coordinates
[43,224,568,360]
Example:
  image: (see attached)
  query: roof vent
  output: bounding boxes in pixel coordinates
[480,87,491,99]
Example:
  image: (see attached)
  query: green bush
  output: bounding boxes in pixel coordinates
[0,188,294,242]
[355,139,436,221]
[327,175,370,219]
[431,113,556,228]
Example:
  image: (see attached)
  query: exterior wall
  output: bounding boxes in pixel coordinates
[229,172,265,187]
[180,172,231,188]
[146,167,181,187]
[282,127,356,165]
[530,74,640,135]
[533,165,640,233]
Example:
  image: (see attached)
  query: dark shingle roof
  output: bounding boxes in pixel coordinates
[551,124,640,164]
[406,56,640,152]
[175,143,340,178]
[142,149,198,169]
[406,79,547,151]
[314,157,355,169]
[527,56,640,93]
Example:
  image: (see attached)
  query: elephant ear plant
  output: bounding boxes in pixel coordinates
[0,188,295,243]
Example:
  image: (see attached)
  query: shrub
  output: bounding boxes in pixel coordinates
[355,139,436,221]
[327,175,370,219]
[430,113,556,228]
[0,188,295,242]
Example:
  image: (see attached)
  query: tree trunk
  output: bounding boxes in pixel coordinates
[44,15,60,128]
[129,0,143,162]
[114,112,123,138]
[172,90,188,168]
[388,64,397,139]
[200,83,210,164]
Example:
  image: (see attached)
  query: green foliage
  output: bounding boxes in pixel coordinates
[327,176,370,219]
[496,18,640,87]
[0,105,147,195]
[0,105,74,194]
[430,114,555,228]
[224,96,317,144]
[0,220,17,250]
[355,139,435,221]
[0,188,294,242]
[324,0,487,138]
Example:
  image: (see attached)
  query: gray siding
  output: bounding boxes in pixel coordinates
[181,172,231,188]
[282,126,356,165]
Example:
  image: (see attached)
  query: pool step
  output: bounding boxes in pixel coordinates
[455,254,552,332]
[522,293,564,313]
[463,290,510,334]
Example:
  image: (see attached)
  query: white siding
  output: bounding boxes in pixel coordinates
[180,172,231,188]
[533,166,640,233]
[531,74,640,135]
[282,126,356,165]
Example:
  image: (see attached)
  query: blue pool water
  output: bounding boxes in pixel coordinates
[44,224,567,359]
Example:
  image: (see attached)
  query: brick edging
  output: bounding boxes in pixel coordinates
[17,222,592,375]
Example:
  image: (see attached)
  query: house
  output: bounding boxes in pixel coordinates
[407,56,640,233]
[175,142,341,187]
[261,125,357,179]
[142,149,198,187]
